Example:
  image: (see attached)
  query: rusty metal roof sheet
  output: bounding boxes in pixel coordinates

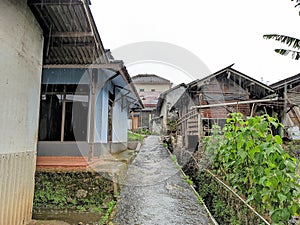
[270,73,300,91]
[28,0,108,64]
[189,65,275,99]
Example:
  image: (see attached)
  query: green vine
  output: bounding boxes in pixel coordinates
[167,118,177,134]
[99,200,116,225]
[204,113,300,224]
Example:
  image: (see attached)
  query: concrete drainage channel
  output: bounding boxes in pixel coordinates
[112,135,214,225]
[32,137,217,225]
[162,136,218,224]
[167,150,218,225]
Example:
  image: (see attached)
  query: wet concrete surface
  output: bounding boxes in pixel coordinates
[113,136,213,225]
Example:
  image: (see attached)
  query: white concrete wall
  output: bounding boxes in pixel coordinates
[0,1,43,225]
[0,0,43,154]
[135,83,171,93]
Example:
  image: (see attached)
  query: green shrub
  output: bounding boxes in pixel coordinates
[99,200,116,225]
[204,113,300,224]
[128,131,144,141]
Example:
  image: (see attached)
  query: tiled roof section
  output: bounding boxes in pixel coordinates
[132,74,171,84]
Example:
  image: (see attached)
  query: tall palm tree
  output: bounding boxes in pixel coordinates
[263,0,300,60]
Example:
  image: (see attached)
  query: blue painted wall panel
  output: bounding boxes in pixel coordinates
[112,90,128,143]
[100,86,109,143]
[42,68,90,84]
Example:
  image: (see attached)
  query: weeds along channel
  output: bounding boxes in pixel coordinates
[171,113,300,225]
[33,171,116,225]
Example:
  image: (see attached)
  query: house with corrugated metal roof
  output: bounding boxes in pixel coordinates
[28,0,142,164]
[131,74,172,130]
[155,83,187,134]
[167,65,279,151]
[0,1,142,224]
[270,73,300,139]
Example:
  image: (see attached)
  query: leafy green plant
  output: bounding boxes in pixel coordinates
[204,113,300,224]
[195,171,248,224]
[34,180,68,207]
[92,206,103,213]
[183,175,193,186]
[263,1,300,60]
[99,200,116,225]
[76,205,86,211]
[167,119,177,134]
[202,124,224,168]
[33,171,114,213]
[135,127,151,135]
[170,154,182,170]
[171,154,177,162]
[283,140,300,161]
[128,131,144,141]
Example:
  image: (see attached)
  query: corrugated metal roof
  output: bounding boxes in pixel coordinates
[28,0,143,109]
[270,73,300,90]
[28,0,108,64]
[132,74,171,84]
[189,65,275,99]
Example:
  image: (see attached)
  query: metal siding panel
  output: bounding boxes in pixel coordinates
[9,154,16,225]
[0,152,36,225]
[0,154,8,225]
[0,155,3,225]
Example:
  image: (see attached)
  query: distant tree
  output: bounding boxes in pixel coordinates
[263,0,300,60]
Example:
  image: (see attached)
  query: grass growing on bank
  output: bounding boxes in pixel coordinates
[99,200,116,225]
[128,131,145,142]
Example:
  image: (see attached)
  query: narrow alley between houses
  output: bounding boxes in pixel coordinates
[113,136,213,225]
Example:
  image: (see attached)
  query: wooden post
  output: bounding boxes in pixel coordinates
[280,82,288,137]
[198,94,203,150]
[131,111,135,131]
[60,91,66,142]
[88,69,97,162]
[198,109,202,146]
[140,110,143,128]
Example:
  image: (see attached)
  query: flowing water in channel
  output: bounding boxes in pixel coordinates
[113,135,213,225]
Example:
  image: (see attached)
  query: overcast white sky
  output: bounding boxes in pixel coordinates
[91,0,300,85]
